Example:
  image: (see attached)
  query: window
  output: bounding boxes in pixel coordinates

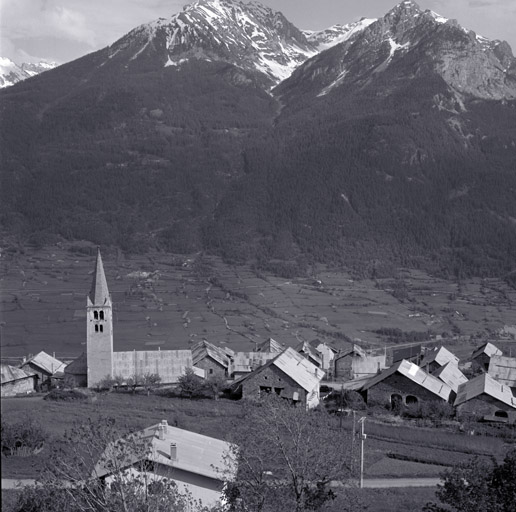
[405,395,418,405]
[390,394,402,407]
[95,324,99,332]
[259,386,272,396]
[100,325,103,333]
[99,311,104,321]
[94,311,98,320]
[494,410,508,418]
[274,387,282,396]
[209,369,213,374]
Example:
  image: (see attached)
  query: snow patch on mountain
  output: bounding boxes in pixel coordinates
[0,57,57,88]
[304,18,376,51]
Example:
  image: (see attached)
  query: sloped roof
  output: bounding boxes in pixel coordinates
[88,248,110,306]
[22,351,66,375]
[432,362,468,393]
[421,347,459,368]
[471,342,502,361]
[309,339,338,353]
[335,344,366,361]
[64,352,87,375]
[1,363,35,384]
[256,338,283,353]
[362,360,453,401]
[455,373,516,409]
[94,420,236,481]
[488,356,516,387]
[296,341,323,366]
[230,351,277,374]
[191,340,229,368]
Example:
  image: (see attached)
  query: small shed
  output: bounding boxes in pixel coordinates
[94,419,237,508]
[471,342,502,372]
[420,346,459,373]
[488,355,516,392]
[362,359,453,408]
[454,373,516,423]
[20,351,66,390]
[192,341,229,378]
[64,352,88,388]
[1,364,36,397]
[233,347,324,409]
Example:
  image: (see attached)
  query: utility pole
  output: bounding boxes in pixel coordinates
[358,417,366,489]
[350,409,356,473]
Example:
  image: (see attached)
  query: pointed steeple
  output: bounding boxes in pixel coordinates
[89,248,110,305]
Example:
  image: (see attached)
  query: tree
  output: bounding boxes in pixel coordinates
[204,373,228,400]
[141,373,162,396]
[8,417,217,512]
[224,395,360,512]
[424,449,516,512]
[177,368,206,398]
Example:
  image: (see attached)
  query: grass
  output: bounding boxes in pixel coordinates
[350,487,438,512]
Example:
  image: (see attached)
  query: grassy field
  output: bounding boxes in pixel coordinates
[1,244,515,362]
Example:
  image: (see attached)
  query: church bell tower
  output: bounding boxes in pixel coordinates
[86,248,113,387]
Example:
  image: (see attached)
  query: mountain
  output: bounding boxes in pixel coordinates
[1,0,515,279]
[0,58,57,88]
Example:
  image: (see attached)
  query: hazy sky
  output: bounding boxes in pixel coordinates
[1,0,515,64]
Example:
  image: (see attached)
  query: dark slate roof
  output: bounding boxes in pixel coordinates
[89,248,110,305]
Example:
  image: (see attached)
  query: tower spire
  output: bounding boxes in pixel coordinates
[89,248,110,305]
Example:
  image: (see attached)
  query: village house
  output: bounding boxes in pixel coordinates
[255,338,284,353]
[228,351,278,379]
[192,340,230,378]
[1,363,36,397]
[420,346,459,373]
[454,373,516,424]
[361,359,453,408]
[431,362,468,394]
[93,420,236,508]
[20,351,66,391]
[64,352,88,388]
[471,342,502,372]
[309,339,338,375]
[232,347,324,409]
[296,341,323,368]
[488,355,516,392]
[334,344,386,381]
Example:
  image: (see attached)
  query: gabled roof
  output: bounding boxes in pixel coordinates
[296,341,323,366]
[421,347,459,368]
[1,363,35,384]
[455,373,516,409]
[88,248,110,306]
[22,351,66,375]
[256,338,283,353]
[192,340,229,368]
[234,347,324,392]
[432,362,468,393]
[309,339,338,353]
[230,351,277,374]
[64,352,87,375]
[471,342,502,361]
[488,356,516,387]
[335,344,366,361]
[362,360,453,401]
[94,420,236,481]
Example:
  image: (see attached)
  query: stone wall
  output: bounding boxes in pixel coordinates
[1,377,35,397]
[456,395,516,420]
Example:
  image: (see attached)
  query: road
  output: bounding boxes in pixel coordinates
[2,477,441,490]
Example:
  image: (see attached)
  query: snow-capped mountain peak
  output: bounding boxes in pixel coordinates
[0,58,57,88]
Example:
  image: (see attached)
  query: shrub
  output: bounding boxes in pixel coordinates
[1,418,47,456]
[44,389,88,401]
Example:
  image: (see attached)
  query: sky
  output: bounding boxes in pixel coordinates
[1,0,515,64]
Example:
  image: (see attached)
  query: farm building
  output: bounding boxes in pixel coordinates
[488,355,516,391]
[94,419,236,508]
[334,345,386,380]
[420,346,459,373]
[454,373,516,423]
[64,352,88,388]
[192,340,230,378]
[362,359,453,407]
[256,338,284,353]
[228,351,278,379]
[309,340,338,373]
[471,342,502,372]
[20,351,66,390]
[1,364,36,397]
[232,347,324,409]
[431,362,468,393]
[296,341,323,368]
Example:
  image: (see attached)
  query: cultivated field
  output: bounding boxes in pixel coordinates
[1,244,515,361]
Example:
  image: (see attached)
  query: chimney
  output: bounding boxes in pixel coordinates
[170,442,177,461]
[157,425,164,440]
[160,419,168,434]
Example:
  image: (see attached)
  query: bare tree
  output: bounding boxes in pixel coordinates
[224,395,359,512]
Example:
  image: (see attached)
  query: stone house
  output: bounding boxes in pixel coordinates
[471,342,502,372]
[334,345,385,380]
[64,352,88,388]
[420,346,459,373]
[361,359,453,408]
[232,347,324,409]
[20,351,66,390]
[1,364,36,397]
[94,420,236,508]
[228,351,278,379]
[192,340,229,378]
[454,373,516,423]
